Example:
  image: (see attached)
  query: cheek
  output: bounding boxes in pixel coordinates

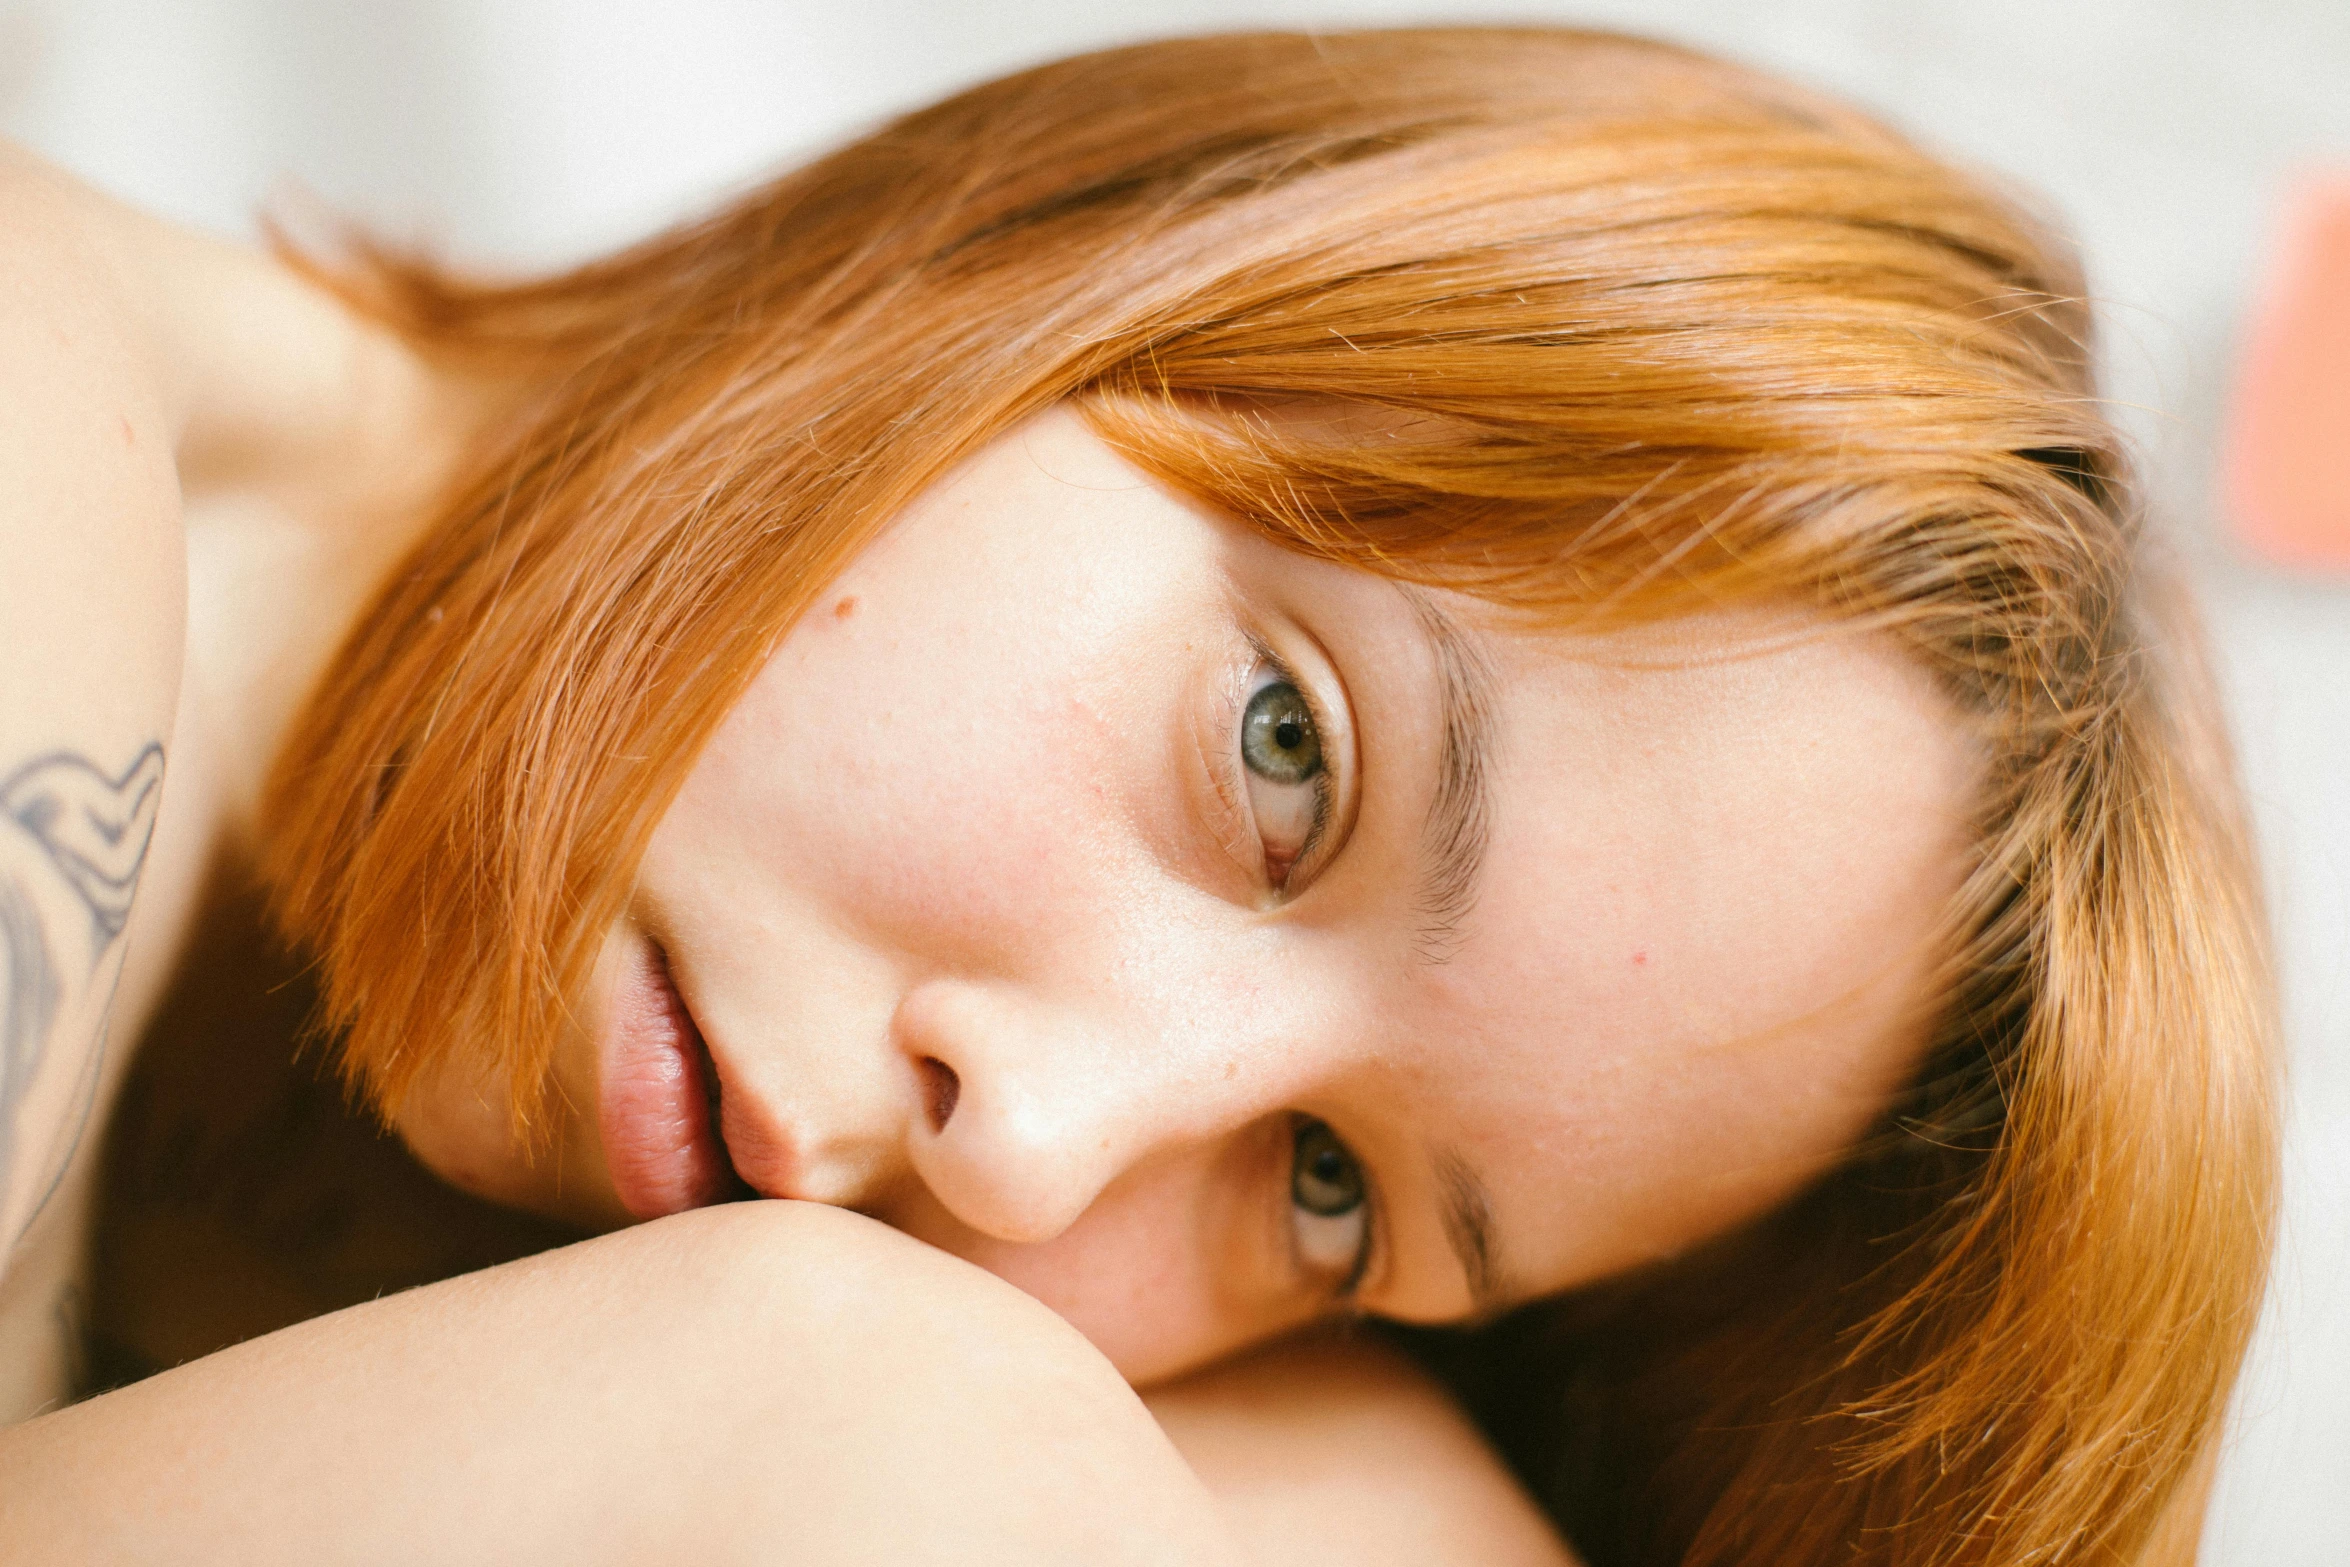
[658,623,1093,935]
[887,1149,1315,1387]
[388,1074,516,1203]
[388,1049,565,1218]
[959,1221,1229,1386]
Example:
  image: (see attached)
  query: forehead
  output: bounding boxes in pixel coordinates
[1378,605,1978,1298]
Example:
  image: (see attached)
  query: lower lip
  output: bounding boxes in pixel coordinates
[598,938,739,1220]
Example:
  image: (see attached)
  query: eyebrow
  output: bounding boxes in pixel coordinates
[1404,593,1498,963]
[1436,1147,1507,1313]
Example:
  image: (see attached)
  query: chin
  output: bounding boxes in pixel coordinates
[391,1056,628,1230]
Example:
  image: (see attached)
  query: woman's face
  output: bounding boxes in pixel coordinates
[400,407,1977,1385]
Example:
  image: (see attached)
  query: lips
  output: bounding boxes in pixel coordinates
[598,938,747,1220]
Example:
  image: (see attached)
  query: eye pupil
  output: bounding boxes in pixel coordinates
[1243,681,1323,785]
[1291,1118,1365,1217]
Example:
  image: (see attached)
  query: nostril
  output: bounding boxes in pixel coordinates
[918,1056,961,1133]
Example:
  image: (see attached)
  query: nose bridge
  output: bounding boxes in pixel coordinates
[895,947,1319,1247]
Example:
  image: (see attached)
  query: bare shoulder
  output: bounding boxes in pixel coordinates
[0,143,181,581]
[0,141,186,825]
[1147,1329,1582,1567]
[0,140,185,1404]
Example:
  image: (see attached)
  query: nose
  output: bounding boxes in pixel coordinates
[891,975,1300,1247]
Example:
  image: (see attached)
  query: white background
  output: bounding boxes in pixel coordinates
[3,2,2343,1557]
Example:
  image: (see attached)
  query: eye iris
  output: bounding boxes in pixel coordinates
[1243,682,1322,785]
[1291,1119,1364,1217]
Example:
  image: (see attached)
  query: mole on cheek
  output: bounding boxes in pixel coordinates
[832,595,859,620]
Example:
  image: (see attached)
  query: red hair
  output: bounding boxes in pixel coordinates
[265,28,2275,1565]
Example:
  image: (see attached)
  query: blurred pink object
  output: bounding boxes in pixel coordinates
[2224,177,2350,571]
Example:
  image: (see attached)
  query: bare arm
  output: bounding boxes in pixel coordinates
[1150,1330,1583,1567]
[0,144,191,1418]
[0,1201,1240,1565]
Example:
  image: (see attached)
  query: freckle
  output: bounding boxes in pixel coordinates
[1632,949,1649,967]
[832,595,859,620]
[1223,1060,1237,1080]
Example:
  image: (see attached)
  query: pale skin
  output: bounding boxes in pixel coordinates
[0,140,1976,1562]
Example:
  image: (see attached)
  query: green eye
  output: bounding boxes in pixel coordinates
[1291,1118,1365,1218]
[1242,681,1322,787]
[1234,662,1337,895]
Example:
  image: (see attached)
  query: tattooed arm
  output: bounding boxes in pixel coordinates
[0,746,164,1237]
[0,147,191,1415]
